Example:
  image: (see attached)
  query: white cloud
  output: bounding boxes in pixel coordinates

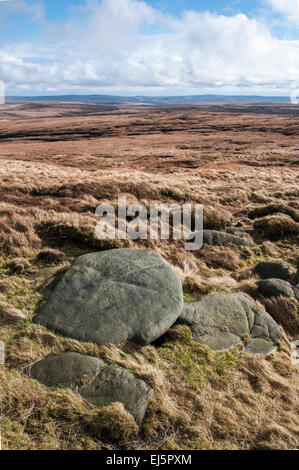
[265,0,299,23]
[0,0,298,95]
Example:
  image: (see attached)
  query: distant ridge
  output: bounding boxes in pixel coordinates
[6,94,290,105]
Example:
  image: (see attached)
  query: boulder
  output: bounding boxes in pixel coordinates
[203,230,255,247]
[245,338,276,355]
[24,352,153,425]
[81,365,154,425]
[257,279,294,298]
[33,249,183,346]
[180,293,281,354]
[24,352,104,388]
[294,285,299,301]
[253,261,290,281]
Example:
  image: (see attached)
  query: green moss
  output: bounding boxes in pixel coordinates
[183,293,198,303]
[159,325,238,389]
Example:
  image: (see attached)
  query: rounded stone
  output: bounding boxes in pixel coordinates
[24,352,104,388]
[180,293,281,354]
[203,230,255,247]
[80,365,154,425]
[253,261,290,281]
[257,279,294,298]
[33,249,183,346]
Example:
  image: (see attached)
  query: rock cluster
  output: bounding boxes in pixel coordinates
[180,293,282,354]
[24,352,153,425]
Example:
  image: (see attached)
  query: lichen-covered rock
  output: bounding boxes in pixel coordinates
[203,230,255,247]
[257,279,294,298]
[253,261,290,281]
[180,293,281,354]
[24,352,104,388]
[245,338,277,355]
[33,249,183,346]
[24,352,154,425]
[81,365,154,425]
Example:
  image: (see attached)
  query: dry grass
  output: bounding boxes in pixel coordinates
[0,103,298,450]
[260,297,299,336]
[254,216,299,241]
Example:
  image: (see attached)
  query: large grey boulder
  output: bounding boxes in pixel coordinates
[180,293,281,354]
[24,352,103,388]
[294,285,299,301]
[24,352,153,425]
[33,249,183,346]
[257,279,294,298]
[203,230,255,247]
[253,261,290,281]
[81,365,154,425]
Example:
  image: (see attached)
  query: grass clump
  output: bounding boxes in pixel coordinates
[203,207,230,231]
[199,247,240,271]
[248,204,299,222]
[260,297,299,336]
[253,216,299,241]
[36,248,66,265]
[35,221,123,251]
[5,257,31,275]
[86,403,138,442]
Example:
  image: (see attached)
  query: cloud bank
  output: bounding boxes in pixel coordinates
[1,0,299,95]
[266,0,299,24]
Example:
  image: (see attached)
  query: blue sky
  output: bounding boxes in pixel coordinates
[0,0,298,96]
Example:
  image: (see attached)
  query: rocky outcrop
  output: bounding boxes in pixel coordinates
[180,293,281,354]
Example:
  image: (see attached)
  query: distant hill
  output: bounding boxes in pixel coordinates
[6,94,290,105]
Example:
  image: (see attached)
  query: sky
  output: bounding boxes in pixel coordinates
[0,0,298,96]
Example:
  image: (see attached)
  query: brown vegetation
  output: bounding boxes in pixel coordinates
[0,102,298,450]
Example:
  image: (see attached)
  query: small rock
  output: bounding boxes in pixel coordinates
[245,338,276,355]
[24,352,154,425]
[253,261,290,281]
[203,230,255,247]
[257,279,294,298]
[24,352,104,388]
[81,365,154,425]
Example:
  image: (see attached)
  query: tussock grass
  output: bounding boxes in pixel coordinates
[254,216,299,241]
[260,297,299,336]
[248,204,299,222]
[0,106,298,450]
